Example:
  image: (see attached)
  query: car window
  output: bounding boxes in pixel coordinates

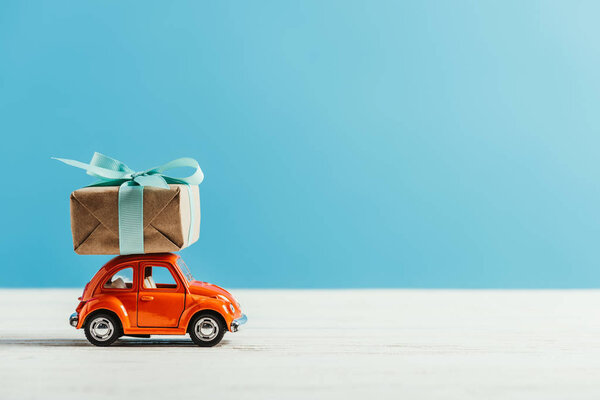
[143,266,178,289]
[176,258,194,282]
[104,267,134,289]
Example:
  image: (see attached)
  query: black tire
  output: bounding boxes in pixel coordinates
[188,312,226,347]
[84,313,121,347]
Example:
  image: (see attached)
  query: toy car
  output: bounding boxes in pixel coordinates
[69,253,247,347]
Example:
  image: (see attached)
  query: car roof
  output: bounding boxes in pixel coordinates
[102,252,180,270]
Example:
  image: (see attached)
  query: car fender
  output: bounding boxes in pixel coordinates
[180,296,234,331]
[78,296,131,330]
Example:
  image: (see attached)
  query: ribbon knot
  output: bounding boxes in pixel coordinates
[130,171,147,179]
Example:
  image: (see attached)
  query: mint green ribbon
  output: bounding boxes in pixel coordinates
[54,152,203,255]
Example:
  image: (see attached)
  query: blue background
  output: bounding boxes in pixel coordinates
[1,1,599,288]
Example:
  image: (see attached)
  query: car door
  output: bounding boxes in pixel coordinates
[137,262,185,327]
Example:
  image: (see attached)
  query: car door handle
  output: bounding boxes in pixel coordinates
[140,296,154,301]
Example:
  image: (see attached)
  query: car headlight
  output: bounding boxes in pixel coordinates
[229,303,235,313]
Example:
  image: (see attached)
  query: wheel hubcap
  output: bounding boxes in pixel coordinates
[195,317,219,341]
[90,317,114,341]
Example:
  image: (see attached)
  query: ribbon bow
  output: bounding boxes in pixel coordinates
[52,152,204,189]
[54,152,203,255]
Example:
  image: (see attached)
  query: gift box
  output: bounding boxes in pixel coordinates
[55,152,204,255]
[70,184,200,255]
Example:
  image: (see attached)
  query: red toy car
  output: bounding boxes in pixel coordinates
[69,253,247,347]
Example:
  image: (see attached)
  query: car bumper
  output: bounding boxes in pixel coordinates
[69,312,79,328]
[231,314,247,332]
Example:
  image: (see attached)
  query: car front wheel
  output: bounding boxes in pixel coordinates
[84,313,121,346]
[189,313,226,347]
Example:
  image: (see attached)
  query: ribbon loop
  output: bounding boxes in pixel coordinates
[150,157,204,185]
[89,152,133,176]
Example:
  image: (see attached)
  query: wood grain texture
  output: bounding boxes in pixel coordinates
[1,289,599,399]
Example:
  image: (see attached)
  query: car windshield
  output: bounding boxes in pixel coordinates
[176,258,194,282]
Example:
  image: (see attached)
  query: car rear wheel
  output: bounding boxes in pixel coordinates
[189,313,225,347]
[84,313,121,346]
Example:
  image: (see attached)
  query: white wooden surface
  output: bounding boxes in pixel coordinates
[1,289,600,399]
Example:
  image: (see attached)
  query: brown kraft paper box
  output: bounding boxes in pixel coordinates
[70,184,200,255]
